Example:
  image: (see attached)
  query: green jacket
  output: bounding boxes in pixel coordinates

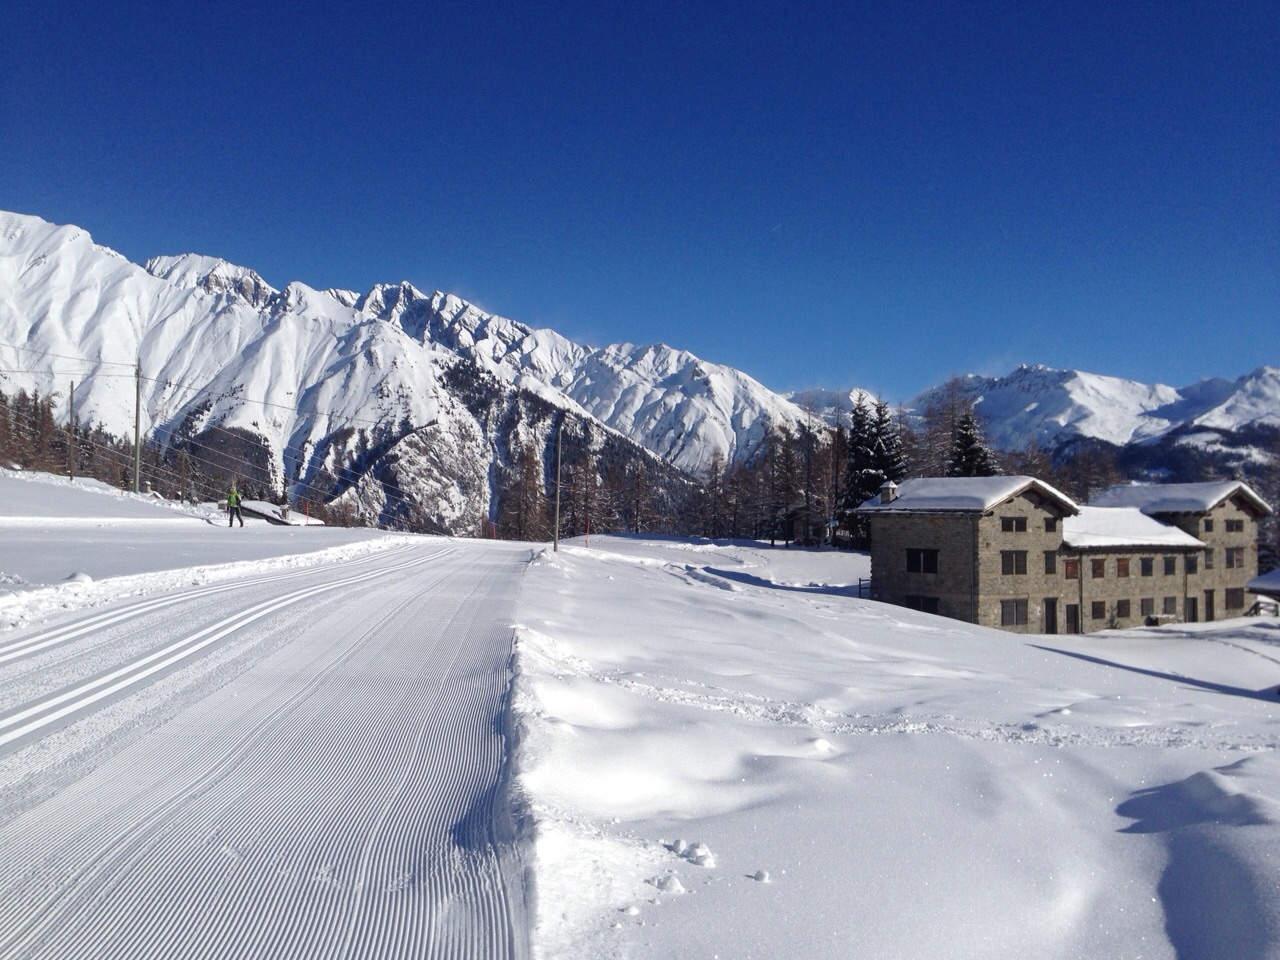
[227,491,242,508]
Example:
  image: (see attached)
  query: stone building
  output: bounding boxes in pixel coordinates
[857,476,1271,635]
[1089,481,1271,622]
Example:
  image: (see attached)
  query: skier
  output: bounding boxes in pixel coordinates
[227,488,244,527]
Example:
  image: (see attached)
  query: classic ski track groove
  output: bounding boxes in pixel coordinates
[0,549,444,748]
[0,544,419,667]
[0,543,529,960]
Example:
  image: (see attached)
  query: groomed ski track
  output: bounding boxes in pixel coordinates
[0,540,532,960]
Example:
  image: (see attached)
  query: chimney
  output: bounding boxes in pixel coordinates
[880,480,899,504]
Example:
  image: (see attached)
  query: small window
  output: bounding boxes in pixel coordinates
[1204,548,1213,570]
[1064,558,1079,580]
[1186,555,1198,575]
[1091,558,1106,579]
[1001,517,1028,533]
[1091,601,1107,620]
[1117,558,1130,578]
[1140,598,1155,617]
[1116,599,1131,618]
[1044,551,1057,575]
[907,549,939,574]
[1001,599,1029,626]
[1164,556,1177,576]
[1204,519,1214,533]
[1226,547,1245,568]
[1001,550,1028,575]
[1140,557,1154,577]
[905,595,940,614]
[1226,519,1245,533]
[1163,596,1177,615]
[1044,517,1058,533]
[1226,588,1245,610]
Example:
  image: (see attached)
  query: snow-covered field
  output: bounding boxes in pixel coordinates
[515,542,1280,959]
[2,468,1280,958]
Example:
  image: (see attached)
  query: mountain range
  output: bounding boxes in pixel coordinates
[1,211,1275,532]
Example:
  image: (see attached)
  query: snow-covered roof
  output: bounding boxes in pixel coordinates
[858,476,1078,514]
[1063,506,1203,550]
[1248,567,1280,598]
[1090,481,1272,517]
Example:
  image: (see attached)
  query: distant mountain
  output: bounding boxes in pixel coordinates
[0,211,813,531]
[902,365,1279,467]
[2,211,1273,534]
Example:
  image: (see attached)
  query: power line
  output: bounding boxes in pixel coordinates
[0,340,135,367]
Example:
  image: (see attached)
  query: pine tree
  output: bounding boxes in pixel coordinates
[870,398,907,486]
[946,411,999,477]
[839,395,874,517]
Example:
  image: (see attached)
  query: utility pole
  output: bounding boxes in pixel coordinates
[133,362,141,493]
[68,380,75,481]
[553,418,563,552]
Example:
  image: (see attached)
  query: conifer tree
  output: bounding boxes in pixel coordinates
[946,411,999,477]
[839,395,875,518]
[870,398,907,486]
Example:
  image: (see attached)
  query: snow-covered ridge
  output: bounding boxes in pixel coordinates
[903,363,1280,451]
[0,211,815,477]
[3,210,1274,489]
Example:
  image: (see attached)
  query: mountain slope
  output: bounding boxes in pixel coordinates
[0,211,788,530]
[903,364,1278,457]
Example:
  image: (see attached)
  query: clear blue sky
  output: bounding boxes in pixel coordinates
[5,1,1277,401]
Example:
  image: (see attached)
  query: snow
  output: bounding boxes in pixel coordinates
[859,475,1078,513]
[0,211,816,479]
[903,364,1280,453]
[1063,505,1205,549]
[514,535,1280,959]
[0,468,396,626]
[4,469,1280,958]
[1250,567,1280,598]
[1091,480,1273,517]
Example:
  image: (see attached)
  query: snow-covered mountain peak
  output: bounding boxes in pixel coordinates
[145,253,277,308]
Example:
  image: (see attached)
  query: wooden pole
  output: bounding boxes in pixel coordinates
[68,380,75,481]
[133,363,142,493]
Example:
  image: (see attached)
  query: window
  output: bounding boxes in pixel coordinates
[905,595,940,614]
[1044,517,1058,533]
[1140,598,1155,617]
[1001,550,1028,575]
[1204,519,1214,533]
[1226,588,1245,610]
[1117,558,1130,578]
[1001,599,1029,626]
[1186,555,1198,575]
[1226,547,1245,568]
[906,549,939,574]
[1001,516,1028,533]
[1163,596,1177,615]
[1164,556,1177,575]
[1091,558,1106,579]
[1140,557,1154,577]
[1115,599,1131,618]
[1226,519,1245,533]
[1091,601,1107,620]
[1204,549,1214,570]
[1044,551,1057,575]
[1064,558,1079,580]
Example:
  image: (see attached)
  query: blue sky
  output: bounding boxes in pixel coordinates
[5,1,1277,401]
